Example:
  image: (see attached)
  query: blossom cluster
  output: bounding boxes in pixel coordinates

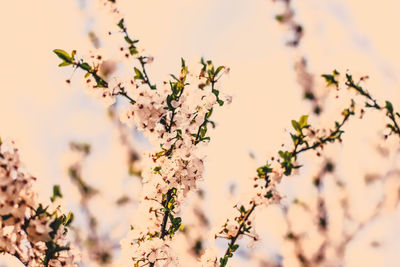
[0,139,77,266]
[117,59,229,266]
[55,17,229,264]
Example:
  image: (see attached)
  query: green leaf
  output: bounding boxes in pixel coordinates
[134,67,144,81]
[321,73,338,86]
[387,124,396,133]
[220,257,228,267]
[200,126,207,138]
[117,18,125,29]
[64,212,74,226]
[166,95,174,110]
[153,166,161,174]
[53,49,71,63]
[173,217,182,226]
[290,133,298,144]
[206,108,213,119]
[71,50,76,60]
[214,65,224,77]
[129,46,138,55]
[124,36,134,44]
[257,163,272,179]
[275,14,284,22]
[80,62,91,72]
[50,185,63,202]
[58,62,71,67]
[291,120,300,132]
[94,75,108,88]
[265,190,273,199]
[299,115,308,128]
[386,101,394,113]
[35,204,48,216]
[212,88,220,97]
[229,243,239,252]
[170,74,179,81]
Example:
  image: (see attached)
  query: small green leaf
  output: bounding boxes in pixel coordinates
[299,115,308,128]
[53,49,71,63]
[220,257,228,266]
[117,18,125,29]
[257,163,272,179]
[124,36,134,44]
[291,120,300,131]
[205,108,213,119]
[170,74,179,81]
[275,14,284,22]
[229,244,239,252]
[386,101,394,113]
[80,62,91,72]
[153,166,161,174]
[94,75,108,88]
[134,67,144,81]
[214,66,224,77]
[129,46,138,55]
[64,212,74,226]
[265,190,273,199]
[321,73,338,87]
[71,50,76,60]
[58,62,71,67]
[50,185,63,202]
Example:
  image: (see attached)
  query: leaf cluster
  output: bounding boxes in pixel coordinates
[199,58,225,106]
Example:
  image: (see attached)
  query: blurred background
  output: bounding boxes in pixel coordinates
[1,0,400,266]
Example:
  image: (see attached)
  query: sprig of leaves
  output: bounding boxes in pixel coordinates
[219,203,257,267]
[161,58,189,133]
[345,73,400,136]
[54,49,108,88]
[322,70,400,137]
[159,188,182,239]
[53,49,137,104]
[200,58,225,106]
[117,18,139,56]
[384,101,400,136]
[193,108,214,145]
[191,58,227,145]
[321,69,340,87]
[28,203,74,267]
[117,18,156,90]
[219,102,356,266]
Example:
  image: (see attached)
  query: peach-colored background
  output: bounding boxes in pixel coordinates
[1,0,400,266]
